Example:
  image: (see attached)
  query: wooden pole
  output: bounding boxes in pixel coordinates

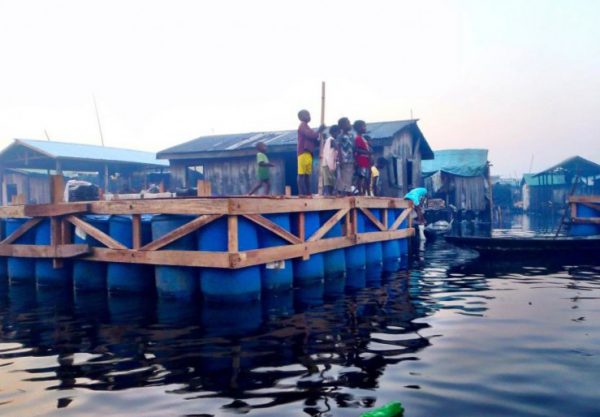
[317,81,326,195]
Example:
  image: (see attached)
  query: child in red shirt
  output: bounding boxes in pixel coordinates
[353,120,372,195]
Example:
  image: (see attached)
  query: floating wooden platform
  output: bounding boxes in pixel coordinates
[0,196,414,269]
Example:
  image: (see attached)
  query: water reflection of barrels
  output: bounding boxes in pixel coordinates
[198,217,262,302]
[107,215,154,294]
[324,273,346,300]
[152,215,199,300]
[73,215,109,292]
[6,217,36,284]
[295,280,324,308]
[262,290,294,318]
[366,263,383,288]
[346,267,367,292]
[201,301,262,338]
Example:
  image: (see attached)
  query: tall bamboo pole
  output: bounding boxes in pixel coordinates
[317,82,326,194]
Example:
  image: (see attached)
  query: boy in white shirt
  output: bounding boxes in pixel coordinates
[321,125,339,196]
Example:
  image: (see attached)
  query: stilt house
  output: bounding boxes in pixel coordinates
[421,148,492,220]
[522,156,600,212]
[0,139,168,204]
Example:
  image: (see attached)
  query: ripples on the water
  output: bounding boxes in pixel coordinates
[1,237,600,417]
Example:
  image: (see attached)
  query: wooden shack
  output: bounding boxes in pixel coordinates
[522,156,600,212]
[421,149,492,221]
[157,119,433,196]
[0,139,169,205]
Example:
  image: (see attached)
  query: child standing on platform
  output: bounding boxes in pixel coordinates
[248,142,275,195]
[321,125,339,196]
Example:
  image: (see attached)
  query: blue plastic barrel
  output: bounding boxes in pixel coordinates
[6,217,37,284]
[363,209,383,267]
[107,215,154,294]
[256,213,293,292]
[383,209,401,272]
[292,212,325,284]
[0,219,6,278]
[398,216,409,257]
[73,215,109,292]
[319,210,346,277]
[35,219,71,287]
[569,204,600,236]
[345,212,366,270]
[197,216,261,303]
[152,215,198,300]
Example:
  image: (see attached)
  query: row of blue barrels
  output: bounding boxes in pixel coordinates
[569,203,600,236]
[0,210,409,301]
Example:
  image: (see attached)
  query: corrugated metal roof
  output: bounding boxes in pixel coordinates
[522,173,566,186]
[422,149,488,177]
[13,139,168,166]
[533,156,600,178]
[158,119,426,156]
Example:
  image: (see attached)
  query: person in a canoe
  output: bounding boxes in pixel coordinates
[405,187,428,225]
[297,109,325,196]
[248,142,275,195]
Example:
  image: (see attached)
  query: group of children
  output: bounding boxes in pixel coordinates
[248,109,385,197]
[320,117,384,197]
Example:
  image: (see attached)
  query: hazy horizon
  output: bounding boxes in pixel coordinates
[1,0,598,178]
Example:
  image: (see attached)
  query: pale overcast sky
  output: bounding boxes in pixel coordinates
[0,0,598,177]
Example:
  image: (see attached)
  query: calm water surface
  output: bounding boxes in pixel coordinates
[1,216,599,417]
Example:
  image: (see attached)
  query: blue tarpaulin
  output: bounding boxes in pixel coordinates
[422,149,488,177]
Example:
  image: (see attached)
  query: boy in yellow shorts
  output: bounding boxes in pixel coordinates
[297,109,325,196]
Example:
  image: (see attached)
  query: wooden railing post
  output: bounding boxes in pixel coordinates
[132,214,142,249]
[228,215,238,253]
[51,217,63,268]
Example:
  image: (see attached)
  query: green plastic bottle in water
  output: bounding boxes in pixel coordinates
[360,401,404,417]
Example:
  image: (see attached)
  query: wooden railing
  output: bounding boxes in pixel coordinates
[0,196,414,269]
